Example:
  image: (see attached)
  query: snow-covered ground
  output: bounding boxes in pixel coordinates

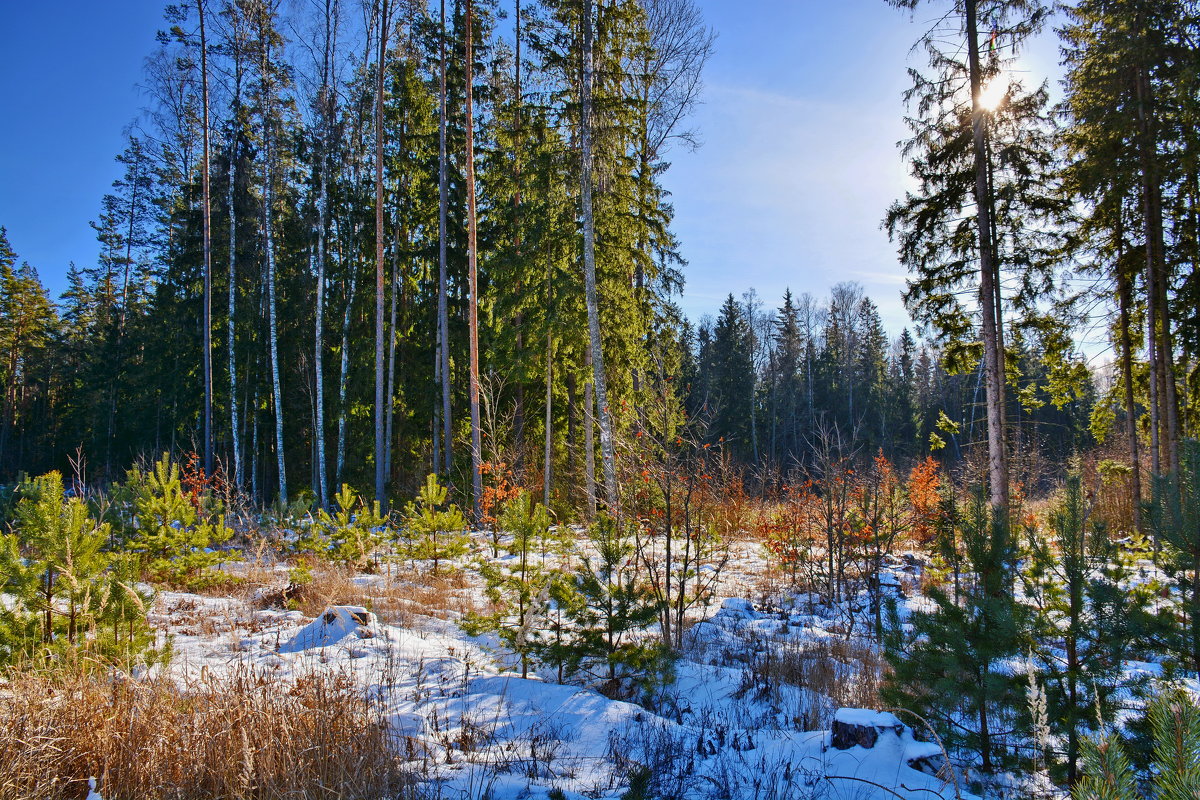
[144,539,973,800]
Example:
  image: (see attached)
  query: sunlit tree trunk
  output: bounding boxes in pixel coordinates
[580,0,619,513]
[466,0,483,523]
[227,43,243,492]
[1116,245,1143,531]
[198,0,214,477]
[965,0,1008,512]
[313,0,338,510]
[437,0,452,478]
[260,7,287,504]
[373,0,390,507]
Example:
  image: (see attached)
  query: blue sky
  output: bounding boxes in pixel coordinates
[0,1,1063,337]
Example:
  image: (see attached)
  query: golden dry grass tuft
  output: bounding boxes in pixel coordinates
[0,660,415,800]
[255,562,486,625]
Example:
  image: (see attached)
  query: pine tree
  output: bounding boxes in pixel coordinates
[462,490,563,677]
[1149,442,1200,672]
[885,0,1061,512]
[4,472,109,650]
[0,471,154,666]
[123,454,238,589]
[401,473,469,575]
[1073,691,1200,800]
[549,515,669,696]
[316,484,386,570]
[1024,476,1144,785]
[883,487,1028,776]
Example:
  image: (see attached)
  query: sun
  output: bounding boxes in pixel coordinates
[978,78,1007,112]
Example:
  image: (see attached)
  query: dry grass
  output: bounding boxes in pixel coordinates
[740,633,886,731]
[0,661,415,800]
[254,562,486,626]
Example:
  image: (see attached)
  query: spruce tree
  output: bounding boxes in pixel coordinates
[885,0,1060,512]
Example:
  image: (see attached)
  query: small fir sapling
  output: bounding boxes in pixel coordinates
[462,490,564,677]
[547,515,671,698]
[401,473,469,575]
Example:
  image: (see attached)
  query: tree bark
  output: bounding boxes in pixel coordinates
[261,9,287,504]
[965,0,1008,512]
[1116,248,1143,531]
[466,0,484,523]
[336,269,357,487]
[227,38,243,492]
[373,0,390,507]
[198,0,214,477]
[437,0,453,478]
[313,0,338,509]
[580,0,619,514]
[584,373,597,519]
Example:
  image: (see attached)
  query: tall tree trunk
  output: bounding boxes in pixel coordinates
[466,0,483,523]
[584,373,597,519]
[965,0,1008,512]
[433,322,442,471]
[336,271,357,487]
[374,0,390,507]
[544,333,553,508]
[437,0,453,478]
[544,235,554,509]
[313,0,338,510]
[251,385,259,502]
[199,0,214,477]
[385,202,402,483]
[580,0,619,513]
[512,0,525,477]
[1117,254,1143,531]
[261,13,287,505]
[227,56,243,491]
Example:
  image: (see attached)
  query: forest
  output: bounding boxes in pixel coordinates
[0,0,1199,798]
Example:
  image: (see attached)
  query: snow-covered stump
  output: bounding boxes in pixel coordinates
[279,605,378,653]
[828,708,950,782]
[830,708,904,750]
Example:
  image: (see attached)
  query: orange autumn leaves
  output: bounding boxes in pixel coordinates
[759,453,945,567]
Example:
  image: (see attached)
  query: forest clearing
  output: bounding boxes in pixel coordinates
[1,0,1199,797]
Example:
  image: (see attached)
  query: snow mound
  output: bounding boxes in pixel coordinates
[279,606,377,653]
